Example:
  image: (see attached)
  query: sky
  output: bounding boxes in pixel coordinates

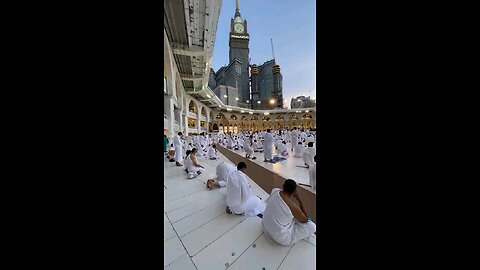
[211,0,316,109]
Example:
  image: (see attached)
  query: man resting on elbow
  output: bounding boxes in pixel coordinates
[262,179,316,246]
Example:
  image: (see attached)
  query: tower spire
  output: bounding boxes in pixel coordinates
[235,0,241,17]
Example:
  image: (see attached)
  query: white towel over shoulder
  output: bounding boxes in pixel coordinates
[262,188,316,246]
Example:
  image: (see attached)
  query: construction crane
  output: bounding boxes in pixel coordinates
[271,38,275,61]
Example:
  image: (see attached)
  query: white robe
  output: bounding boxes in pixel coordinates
[294,144,305,158]
[207,147,218,159]
[303,147,316,166]
[305,136,315,145]
[228,136,234,148]
[173,135,183,163]
[226,170,265,216]
[244,139,254,156]
[185,154,205,174]
[263,133,274,160]
[277,143,288,156]
[309,163,316,190]
[262,188,316,246]
[290,130,298,147]
[215,162,236,188]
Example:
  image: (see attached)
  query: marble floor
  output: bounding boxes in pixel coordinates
[164,150,316,270]
[219,142,316,193]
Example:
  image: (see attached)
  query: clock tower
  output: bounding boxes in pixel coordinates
[229,0,250,104]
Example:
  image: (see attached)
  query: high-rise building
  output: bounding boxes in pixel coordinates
[210,0,284,110]
[210,0,249,105]
[228,0,250,103]
[213,85,239,107]
[208,68,217,90]
[291,95,315,109]
[250,60,283,109]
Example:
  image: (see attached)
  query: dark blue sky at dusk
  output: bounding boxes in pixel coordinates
[211,0,316,108]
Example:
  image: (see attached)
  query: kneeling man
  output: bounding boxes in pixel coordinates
[226,162,265,217]
[206,161,236,189]
[262,179,316,246]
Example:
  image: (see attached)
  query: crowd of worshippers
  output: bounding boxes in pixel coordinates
[163,129,317,246]
[206,161,316,246]
[164,128,316,187]
[213,128,316,166]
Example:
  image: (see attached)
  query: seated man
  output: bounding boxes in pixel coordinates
[226,162,266,217]
[235,139,243,150]
[198,144,207,156]
[277,141,289,156]
[274,140,281,150]
[166,143,176,162]
[184,148,206,179]
[207,144,219,160]
[262,179,316,246]
[253,140,263,152]
[303,142,316,167]
[206,161,236,189]
[183,150,192,173]
[305,135,315,145]
[195,143,204,156]
[294,142,305,158]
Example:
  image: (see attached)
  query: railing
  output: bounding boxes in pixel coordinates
[188,111,197,119]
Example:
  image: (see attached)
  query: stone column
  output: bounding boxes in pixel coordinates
[206,113,209,134]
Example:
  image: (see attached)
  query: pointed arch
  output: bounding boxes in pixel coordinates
[188,100,196,113]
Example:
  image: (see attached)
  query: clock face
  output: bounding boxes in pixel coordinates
[234,24,244,33]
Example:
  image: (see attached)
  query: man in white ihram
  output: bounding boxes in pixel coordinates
[290,127,299,151]
[206,161,236,189]
[226,162,265,216]
[184,148,206,179]
[294,142,305,158]
[262,179,316,246]
[207,144,218,160]
[303,142,316,167]
[173,132,184,166]
[263,129,274,163]
[243,135,256,159]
